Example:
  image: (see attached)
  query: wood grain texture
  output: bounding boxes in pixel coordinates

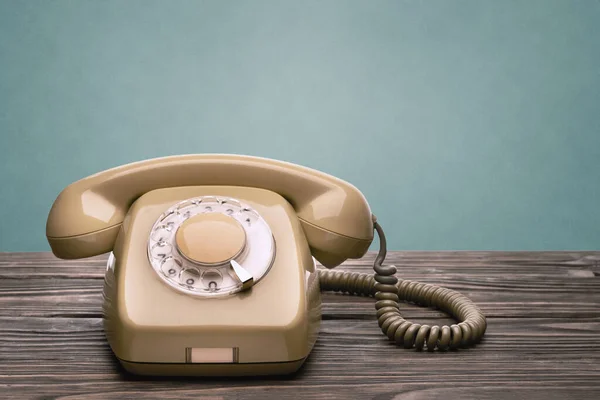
[1,251,599,399]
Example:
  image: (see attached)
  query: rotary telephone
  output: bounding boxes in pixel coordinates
[46,154,486,376]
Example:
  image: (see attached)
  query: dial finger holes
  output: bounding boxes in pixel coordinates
[160,257,182,278]
[223,198,240,209]
[240,208,259,226]
[181,268,201,287]
[177,201,195,219]
[202,270,223,292]
[177,199,198,211]
[201,197,218,213]
[151,224,173,242]
[161,216,180,228]
[151,241,172,259]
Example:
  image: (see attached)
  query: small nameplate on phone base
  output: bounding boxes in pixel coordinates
[185,347,239,363]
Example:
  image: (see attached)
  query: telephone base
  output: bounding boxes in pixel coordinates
[118,357,307,376]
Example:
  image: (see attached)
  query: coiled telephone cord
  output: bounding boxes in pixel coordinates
[318,220,487,351]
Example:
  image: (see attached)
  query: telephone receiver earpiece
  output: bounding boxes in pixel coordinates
[46,154,374,267]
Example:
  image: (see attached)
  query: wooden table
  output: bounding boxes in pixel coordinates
[1,251,599,399]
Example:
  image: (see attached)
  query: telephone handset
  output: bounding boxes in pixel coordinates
[47,154,486,376]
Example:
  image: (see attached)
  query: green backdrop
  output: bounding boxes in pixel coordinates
[1,0,599,252]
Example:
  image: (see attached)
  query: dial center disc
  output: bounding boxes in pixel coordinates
[175,213,246,265]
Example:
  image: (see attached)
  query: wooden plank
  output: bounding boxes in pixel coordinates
[1,317,599,398]
[1,278,600,319]
[0,252,599,399]
[1,251,599,278]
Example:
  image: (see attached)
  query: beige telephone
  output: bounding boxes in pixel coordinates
[46,154,486,376]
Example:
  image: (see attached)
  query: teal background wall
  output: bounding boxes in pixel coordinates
[1,0,599,252]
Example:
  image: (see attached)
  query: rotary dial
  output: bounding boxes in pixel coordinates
[147,196,275,297]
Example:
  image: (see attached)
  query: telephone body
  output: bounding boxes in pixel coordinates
[46,154,486,376]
